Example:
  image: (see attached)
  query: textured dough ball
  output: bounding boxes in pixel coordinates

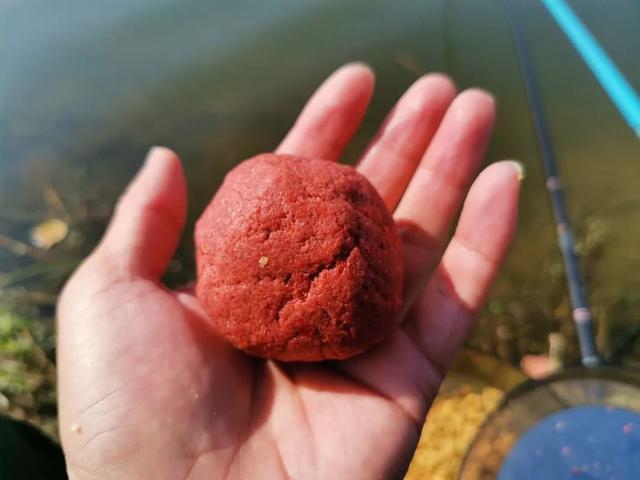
[195,153,403,361]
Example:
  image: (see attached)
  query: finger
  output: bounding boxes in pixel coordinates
[406,161,522,373]
[357,74,456,210]
[521,355,555,379]
[393,90,496,303]
[95,147,187,279]
[276,63,374,161]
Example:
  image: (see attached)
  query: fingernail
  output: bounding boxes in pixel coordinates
[506,160,525,181]
[342,61,374,74]
[145,146,165,164]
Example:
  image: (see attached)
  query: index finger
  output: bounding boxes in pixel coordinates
[276,63,374,161]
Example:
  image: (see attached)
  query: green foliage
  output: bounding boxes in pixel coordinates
[0,307,57,438]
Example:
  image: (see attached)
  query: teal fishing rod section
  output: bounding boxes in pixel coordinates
[540,0,640,136]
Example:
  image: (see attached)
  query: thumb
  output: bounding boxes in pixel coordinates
[95,146,187,280]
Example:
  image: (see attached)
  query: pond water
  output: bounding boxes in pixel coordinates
[1,0,640,372]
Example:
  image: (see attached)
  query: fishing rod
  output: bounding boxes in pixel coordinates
[540,0,640,137]
[506,0,602,367]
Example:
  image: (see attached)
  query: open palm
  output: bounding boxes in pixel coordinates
[57,64,520,480]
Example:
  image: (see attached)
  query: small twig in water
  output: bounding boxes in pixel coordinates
[0,233,51,260]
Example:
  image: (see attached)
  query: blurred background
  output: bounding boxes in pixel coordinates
[1,0,639,478]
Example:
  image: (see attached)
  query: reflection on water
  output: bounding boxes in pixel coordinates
[1,0,640,440]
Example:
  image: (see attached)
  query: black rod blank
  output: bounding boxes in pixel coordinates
[506,0,601,367]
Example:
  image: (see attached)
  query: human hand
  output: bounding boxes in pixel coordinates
[57,63,520,479]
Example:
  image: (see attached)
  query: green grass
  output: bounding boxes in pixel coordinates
[0,307,57,439]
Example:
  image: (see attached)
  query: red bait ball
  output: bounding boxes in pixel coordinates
[195,153,403,361]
